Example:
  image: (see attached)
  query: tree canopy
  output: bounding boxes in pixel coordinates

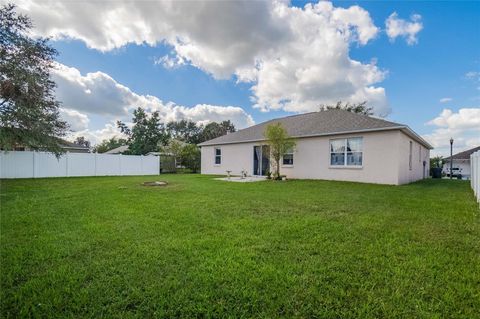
[117,107,169,155]
[93,137,126,153]
[0,4,68,156]
[200,120,235,142]
[166,119,203,144]
[73,136,90,149]
[319,101,374,116]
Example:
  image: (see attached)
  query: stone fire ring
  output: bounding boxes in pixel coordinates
[142,181,168,187]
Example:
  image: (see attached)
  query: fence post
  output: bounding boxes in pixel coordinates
[65,152,69,177]
[32,151,36,178]
[471,151,480,206]
[94,152,98,176]
[119,154,122,175]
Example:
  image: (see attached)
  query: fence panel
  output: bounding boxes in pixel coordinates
[0,151,159,179]
[96,154,121,176]
[68,153,96,177]
[34,152,67,178]
[119,155,143,176]
[142,156,159,175]
[471,151,480,205]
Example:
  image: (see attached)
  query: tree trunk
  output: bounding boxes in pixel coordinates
[276,158,280,180]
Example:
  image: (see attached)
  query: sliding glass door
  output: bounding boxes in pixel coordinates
[253,145,270,176]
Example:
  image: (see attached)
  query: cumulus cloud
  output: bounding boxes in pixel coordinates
[385,12,423,45]
[423,108,480,156]
[15,0,391,115]
[52,63,255,143]
[59,108,90,131]
[67,122,124,145]
[52,63,131,116]
[439,97,452,103]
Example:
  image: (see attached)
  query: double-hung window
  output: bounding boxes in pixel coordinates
[283,148,294,165]
[330,137,363,167]
[214,148,221,165]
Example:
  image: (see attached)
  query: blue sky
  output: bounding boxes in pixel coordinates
[13,0,480,155]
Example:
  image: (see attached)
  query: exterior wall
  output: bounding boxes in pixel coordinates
[397,131,430,185]
[201,142,258,176]
[279,130,400,185]
[201,130,431,185]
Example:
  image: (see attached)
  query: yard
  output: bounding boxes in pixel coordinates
[1,175,479,318]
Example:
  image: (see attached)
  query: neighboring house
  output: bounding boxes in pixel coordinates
[443,146,480,179]
[199,109,433,185]
[7,139,90,153]
[104,145,129,154]
[59,140,90,153]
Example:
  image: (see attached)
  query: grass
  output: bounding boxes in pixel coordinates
[1,175,479,318]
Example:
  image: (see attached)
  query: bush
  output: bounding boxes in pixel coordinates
[180,144,201,173]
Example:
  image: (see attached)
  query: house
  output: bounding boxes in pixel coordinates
[443,146,480,179]
[104,145,129,154]
[59,140,90,153]
[6,139,90,153]
[199,109,433,185]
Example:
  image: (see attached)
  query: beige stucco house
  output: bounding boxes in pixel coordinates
[199,109,433,185]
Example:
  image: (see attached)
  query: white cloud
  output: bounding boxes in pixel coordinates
[52,63,255,144]
[154,54,186,69]
[52,63,131,116]
[59,108,89,131]
[423,108,480,156]
[15,0,391,116]
[465,71,480,80]
[66,122,124,146]
[439,97,452,103]
[465,71,480,90]
[385,12,423,45]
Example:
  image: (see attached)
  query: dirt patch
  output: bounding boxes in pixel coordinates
[142,181,168,187]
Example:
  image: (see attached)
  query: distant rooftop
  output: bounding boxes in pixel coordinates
[104,145,129,154]
[445,146,480,160]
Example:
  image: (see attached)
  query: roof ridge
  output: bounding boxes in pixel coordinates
[198,109,415,147]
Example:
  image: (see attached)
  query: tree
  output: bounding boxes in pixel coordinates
[73,136,90,148]
[264,123,296,179]
[117,107,169,155]
[200,120,236,143]
[430,156,444,170]
[319,101,374,116]
[93,137,127,153]
[180,143,201,173]
[162,139,185,172]
[0,4,68,156]
[166,120,203,144]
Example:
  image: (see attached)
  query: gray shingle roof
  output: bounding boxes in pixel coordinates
[445,146,480,160]
[104,145,129,154]
[200,109,432,147]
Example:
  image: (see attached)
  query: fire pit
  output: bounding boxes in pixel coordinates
[142,181,168,187]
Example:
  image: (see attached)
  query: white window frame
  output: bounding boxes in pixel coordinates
[282,147,294,166]
[329,137,363,168]
[214,147,221,165]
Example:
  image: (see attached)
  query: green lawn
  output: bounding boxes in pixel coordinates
[1,175,479,318]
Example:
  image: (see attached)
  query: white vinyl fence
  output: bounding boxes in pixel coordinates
[0,151,159,179]
[471,150,480,205]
